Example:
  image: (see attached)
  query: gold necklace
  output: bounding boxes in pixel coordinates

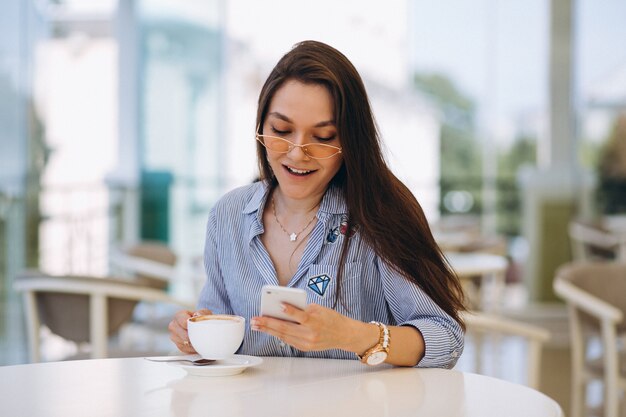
[272,197,318,242]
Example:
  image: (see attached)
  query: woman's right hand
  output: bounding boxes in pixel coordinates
[168,309,212,353]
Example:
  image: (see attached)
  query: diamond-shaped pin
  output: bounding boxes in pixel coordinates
[307,275,330,296]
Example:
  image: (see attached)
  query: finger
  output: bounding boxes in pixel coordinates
[168,320,189,344]
[280,302,308,324]
[192,308,212,318]
[179,339,196,354]
[169,331,188,351]
[168,316,187,341]
[252,316,305,342]
[171,309,211,354]
[174,310,194,330]
[252,317,319,352]
[169,326,196,353]
[169,310,195,350]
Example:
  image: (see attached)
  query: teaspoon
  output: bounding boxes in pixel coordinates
[145,357,216,366]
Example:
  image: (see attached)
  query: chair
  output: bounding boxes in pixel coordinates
[109,241,178,288]
[14,269,195,362]
[446,252,509,311]
[553,262,626,417]
[569,220,623,262]
[109,241,206,294]
[460,311,550,389]
[433,215,508,256]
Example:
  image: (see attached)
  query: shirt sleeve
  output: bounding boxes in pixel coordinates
[377,257,464,369]
[197,207,235,315]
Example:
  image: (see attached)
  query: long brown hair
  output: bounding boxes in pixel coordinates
[255,40,465,328]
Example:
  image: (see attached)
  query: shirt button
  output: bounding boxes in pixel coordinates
[451,350,459,358]
[279,341,286,347]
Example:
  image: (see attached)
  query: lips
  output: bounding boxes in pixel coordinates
[284,165,315,176]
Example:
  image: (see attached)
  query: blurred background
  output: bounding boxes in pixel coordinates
[1,0,626,414]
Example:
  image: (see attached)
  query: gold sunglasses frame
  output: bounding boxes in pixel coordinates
[255,126,342,160]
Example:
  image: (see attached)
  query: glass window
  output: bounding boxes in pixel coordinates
[410,0,548,237]
[137,0,223,253]
[577,0,626,215]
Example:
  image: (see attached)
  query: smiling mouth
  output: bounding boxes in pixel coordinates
[284,165,315,176]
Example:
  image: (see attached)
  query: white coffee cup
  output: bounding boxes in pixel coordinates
[187,314,245,359]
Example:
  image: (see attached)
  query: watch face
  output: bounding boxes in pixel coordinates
[366,351,388,365]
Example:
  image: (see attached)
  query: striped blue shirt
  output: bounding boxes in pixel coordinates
[198,181,464,368]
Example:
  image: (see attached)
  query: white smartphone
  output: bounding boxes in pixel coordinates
[260,285,307,322]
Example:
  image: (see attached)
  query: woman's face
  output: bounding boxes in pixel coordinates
[261,80,343,201]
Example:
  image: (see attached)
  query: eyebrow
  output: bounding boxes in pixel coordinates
[267,112,335,128]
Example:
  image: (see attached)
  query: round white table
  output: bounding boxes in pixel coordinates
[0,357,563,417]
[445,252,508,277]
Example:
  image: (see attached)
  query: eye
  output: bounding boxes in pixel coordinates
[271,126,290,135]
[314,135,337,142]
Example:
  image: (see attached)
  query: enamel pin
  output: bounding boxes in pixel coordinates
[326,215,357,244]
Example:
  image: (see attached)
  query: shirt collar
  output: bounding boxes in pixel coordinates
[242,181,269,215]
[318,183,348,215]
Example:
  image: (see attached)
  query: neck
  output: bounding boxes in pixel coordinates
[272,188,323,217]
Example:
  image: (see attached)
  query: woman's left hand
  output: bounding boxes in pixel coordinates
[251,303,365,352]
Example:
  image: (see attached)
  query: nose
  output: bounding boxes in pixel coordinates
[287,144,310,160]
[286,133,311,160]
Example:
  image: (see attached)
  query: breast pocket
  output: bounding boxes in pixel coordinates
[304,262,362,317]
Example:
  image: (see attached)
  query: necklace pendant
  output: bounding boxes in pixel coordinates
[289,233,297,242]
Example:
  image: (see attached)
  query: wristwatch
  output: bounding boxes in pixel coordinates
[357,321,390,366]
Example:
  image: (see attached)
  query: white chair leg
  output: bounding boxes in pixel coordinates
[472,331,484,374]
[527,340,542,390]
[23,292,41,362]
[601,321,618,417]
[90,293,108,359]
[569,307,585,417]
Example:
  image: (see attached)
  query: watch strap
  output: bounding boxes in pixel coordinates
[357,321,390,364]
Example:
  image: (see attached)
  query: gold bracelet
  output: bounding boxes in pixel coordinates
[357,321,390,366]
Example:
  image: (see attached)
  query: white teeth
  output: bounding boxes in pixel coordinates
[287,166,312,174]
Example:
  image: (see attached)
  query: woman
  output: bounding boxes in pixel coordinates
[169,40,465,368]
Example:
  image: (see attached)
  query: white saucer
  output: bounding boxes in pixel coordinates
[167,354,263,377]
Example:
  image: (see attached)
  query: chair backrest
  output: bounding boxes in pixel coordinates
[126,241,177,266]
[35,290,136,343]
[14,269,194,361]
[461,311,550,390]
[568,220,619,262]
[110,241,178,289]
[553,261,626,417]
[555,262,626,332]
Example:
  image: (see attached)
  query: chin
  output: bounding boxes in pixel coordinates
[276,180,323,199]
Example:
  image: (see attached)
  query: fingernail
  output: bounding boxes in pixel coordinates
[280,303,287,312]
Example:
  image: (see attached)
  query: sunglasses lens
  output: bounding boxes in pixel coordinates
[260,136,291,153]
[304,144,340,159]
